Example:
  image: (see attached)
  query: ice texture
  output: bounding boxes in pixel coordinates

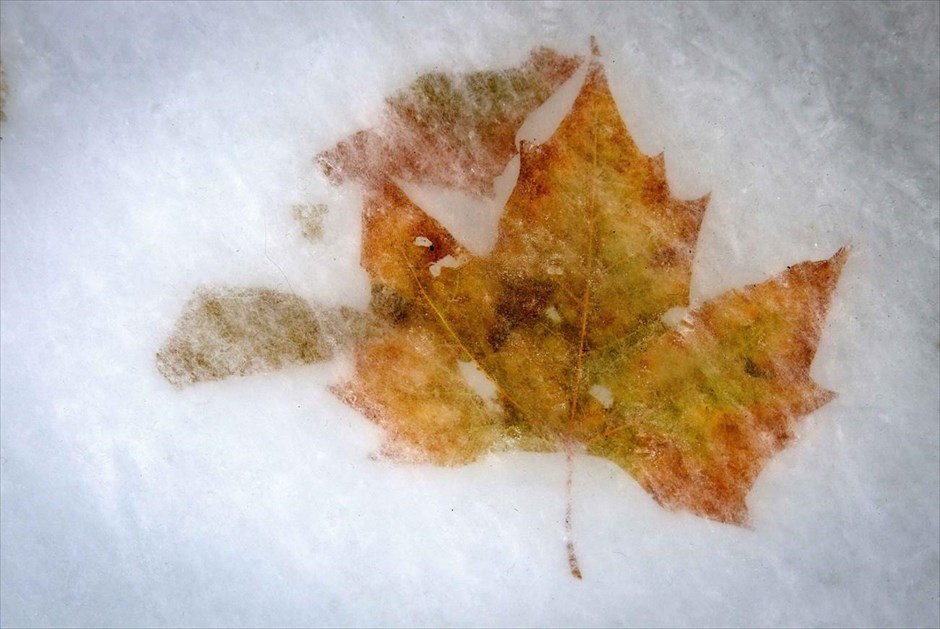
[1,2,938,627]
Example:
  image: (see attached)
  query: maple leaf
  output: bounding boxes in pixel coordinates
[333,44,846,575]
[158,42,846,578]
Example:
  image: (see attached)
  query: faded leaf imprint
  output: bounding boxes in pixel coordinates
[316,47,581,195]
[293,203,328,242]
[159,40,847,578]
[157,287,362,387]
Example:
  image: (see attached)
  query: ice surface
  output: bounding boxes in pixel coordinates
[1,2,938,627]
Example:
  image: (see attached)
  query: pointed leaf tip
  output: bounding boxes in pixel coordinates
[831,245,850,270]
[590,35,601,58]
[786,246,849,304]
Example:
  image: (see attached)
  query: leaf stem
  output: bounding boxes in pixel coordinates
[565,446,582,579]
[562,96,601,582]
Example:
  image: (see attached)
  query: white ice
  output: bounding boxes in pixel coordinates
[1,3,937,627]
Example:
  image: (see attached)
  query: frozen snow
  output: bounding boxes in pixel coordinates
[1,2,938,627]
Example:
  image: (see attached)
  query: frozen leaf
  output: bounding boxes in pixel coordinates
[334,44,846,573]
[159,40,847,579]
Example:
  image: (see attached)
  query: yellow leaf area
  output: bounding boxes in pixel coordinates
[336,49,847,528]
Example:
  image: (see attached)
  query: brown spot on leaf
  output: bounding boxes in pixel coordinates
[488,275,555,350]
